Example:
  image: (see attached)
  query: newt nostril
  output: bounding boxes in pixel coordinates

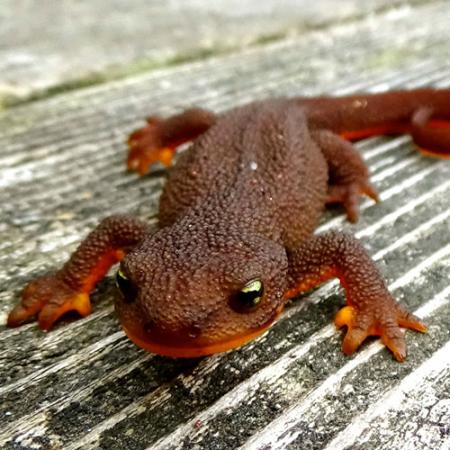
[144,320,155,335]
[188,323,202,339]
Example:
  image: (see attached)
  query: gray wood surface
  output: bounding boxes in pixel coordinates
[0,0,428,105]
[1,1,450,449]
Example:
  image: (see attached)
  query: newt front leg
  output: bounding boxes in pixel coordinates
[128,108,217,175]
[286,231,427,361]
[7,215,148,330]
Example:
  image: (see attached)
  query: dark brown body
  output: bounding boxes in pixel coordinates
[161,101,327,245]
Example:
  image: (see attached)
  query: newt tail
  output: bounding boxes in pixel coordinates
[301,88,450,159]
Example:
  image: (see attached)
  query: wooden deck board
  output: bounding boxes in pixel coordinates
[0,2,449,449]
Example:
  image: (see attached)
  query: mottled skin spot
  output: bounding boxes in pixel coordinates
[8,89,450,360]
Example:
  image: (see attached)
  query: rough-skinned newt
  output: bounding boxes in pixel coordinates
[8,89,450,361]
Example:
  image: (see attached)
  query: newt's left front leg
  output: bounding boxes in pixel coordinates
[7,215,148,330]
[286,231,426,361]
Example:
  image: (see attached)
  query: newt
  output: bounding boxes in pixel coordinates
[8,89,450,361]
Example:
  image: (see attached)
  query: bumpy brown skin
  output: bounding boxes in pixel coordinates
[9,89,450,361]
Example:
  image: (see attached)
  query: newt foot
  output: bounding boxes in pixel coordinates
[335,303,427,362]
[326,179,379,223]
[127,116,175,175]
[7,275,91,331]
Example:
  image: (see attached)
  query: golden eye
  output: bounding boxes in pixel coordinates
[230,279,264,312]
[116,269,138,303]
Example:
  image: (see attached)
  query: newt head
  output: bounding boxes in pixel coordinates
[114,225,288,358]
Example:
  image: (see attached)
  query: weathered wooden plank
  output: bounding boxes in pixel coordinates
[324,335,450,450]
[1,2,450,450]
[0,0,433,105]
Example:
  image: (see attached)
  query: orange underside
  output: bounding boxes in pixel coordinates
[81,249,125,293]
[417,147,450,159]
[339,123,409,141]
[340,120,450,159]
[122,324,272,358]
[339,119,450,140]
[122,306,284,358]
[284,268,338,300]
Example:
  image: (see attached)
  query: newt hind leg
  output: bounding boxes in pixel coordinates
[128,108,217,175]
[311,129,379,223]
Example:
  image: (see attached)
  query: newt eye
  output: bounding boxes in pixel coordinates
[116,269,138,303]
[230,279,264,312]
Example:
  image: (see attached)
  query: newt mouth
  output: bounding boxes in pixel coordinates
[121,304,284,358]
[121,323,274,358]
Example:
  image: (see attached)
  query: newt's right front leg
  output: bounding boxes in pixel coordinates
[7,215,148,330]
[128,108,217,175]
